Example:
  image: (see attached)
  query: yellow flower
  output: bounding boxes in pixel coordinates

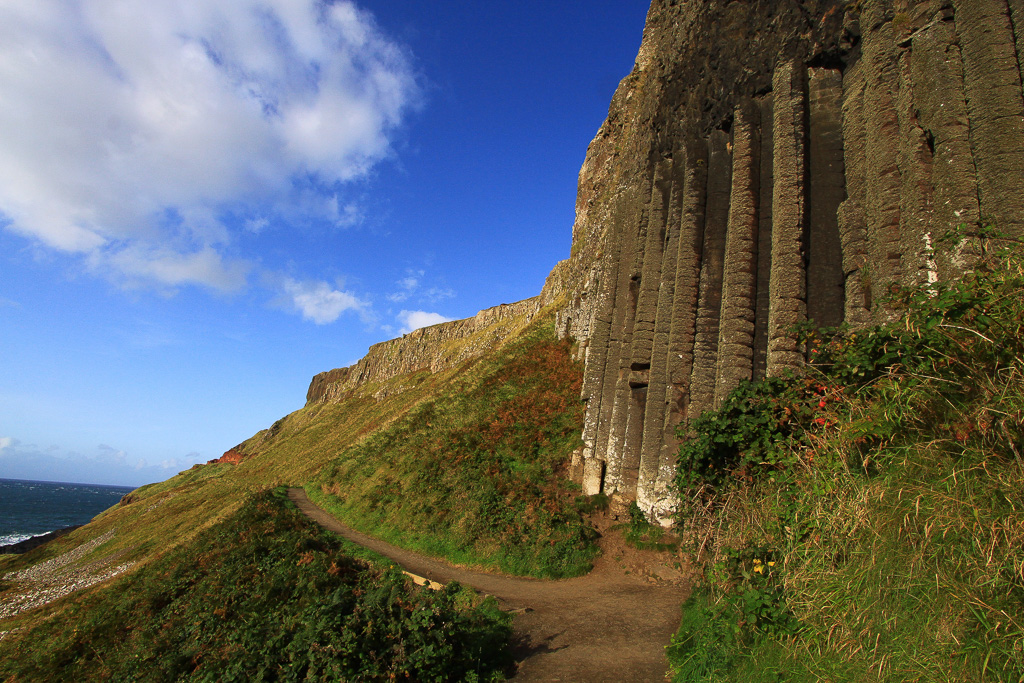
[753,564,765,574]
[767,561,776,567]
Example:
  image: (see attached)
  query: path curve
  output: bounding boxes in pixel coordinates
[288,488,684,682]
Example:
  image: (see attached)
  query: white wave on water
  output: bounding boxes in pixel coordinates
[0,532,50,547]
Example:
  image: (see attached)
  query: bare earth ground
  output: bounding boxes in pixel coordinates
[288,488,689,682]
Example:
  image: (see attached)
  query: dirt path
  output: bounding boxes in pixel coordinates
[287,488,686,682]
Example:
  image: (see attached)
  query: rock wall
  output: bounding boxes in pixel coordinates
[306,297,544,405]
[555,0,1024,523]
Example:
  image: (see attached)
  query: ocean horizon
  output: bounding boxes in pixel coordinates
[0,478,135,546]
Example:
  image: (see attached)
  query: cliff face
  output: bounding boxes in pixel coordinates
[555,0,1024,522]
[305,296,545,405]
[306,0,1024,524]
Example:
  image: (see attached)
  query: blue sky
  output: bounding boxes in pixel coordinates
[0,1,648,487]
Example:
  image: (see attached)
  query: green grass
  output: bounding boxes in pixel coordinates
[309,318,597,578]
[668,235,1024,681]
[0,488,512,682]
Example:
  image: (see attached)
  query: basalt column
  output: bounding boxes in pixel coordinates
[686,131,732,413]
[584,187,648,495]
[600,166,655,495]
[906,7,981,279]
[650,140,708,518]
[714,101,761,404]
[616,159,672,498]
[636,156,683,508]
[837,57,873,322]
[766,61,808,375]
[861,5,904,303]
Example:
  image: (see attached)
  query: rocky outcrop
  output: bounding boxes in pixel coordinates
[306,297,544,405]
[209,449,249,465]
[554,0,1024,523]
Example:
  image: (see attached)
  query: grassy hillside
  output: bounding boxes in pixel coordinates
[667,234,1024,681]
[0,488,511,682]
[308,320,594,578]
[0,311,589,678]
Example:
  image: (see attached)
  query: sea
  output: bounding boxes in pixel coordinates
[0,478,135,547]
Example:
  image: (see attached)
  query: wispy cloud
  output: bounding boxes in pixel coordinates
[282,277,365,324]
[397,309,452,334]
[0,0,420,291]
[386,270,423,302]
[0,437,195,487]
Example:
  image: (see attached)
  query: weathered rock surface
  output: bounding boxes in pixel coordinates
[554,0,1024,523]
[305,0,1024,525]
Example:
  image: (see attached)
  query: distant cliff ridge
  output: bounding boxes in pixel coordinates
[306,296,545,405]
[307,0,1024,524]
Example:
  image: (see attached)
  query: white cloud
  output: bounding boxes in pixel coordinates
[0,438,197,486]
[397,310,452,334]
[283,277,364,324]
[0,0,419,290]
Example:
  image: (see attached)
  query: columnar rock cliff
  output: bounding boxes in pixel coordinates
[554,0,1024,522]
[307,0,1024,524]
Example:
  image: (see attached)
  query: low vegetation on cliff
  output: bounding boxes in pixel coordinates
[668,234,1024,681]
[308,319,595,578]
[0,488,511,682]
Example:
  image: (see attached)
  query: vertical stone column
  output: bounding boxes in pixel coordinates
[653,139,708,516]
[952,0,1024,237]
[580,232,622,494]
[908,15,981,280]
[602,172,655,495]
[766,60,808,375]
[637,155,682,514]
[837,59,873,325]
[752,94,775,379]
[807,68,847,327]
[714,101,761,405]
[619,159,672,499]
[862,2,904,305]
[687,131,732,415]
[586,189,647,494]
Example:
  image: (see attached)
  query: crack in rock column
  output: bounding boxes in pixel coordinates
[807,68,847,327]
[752,93,775,379]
